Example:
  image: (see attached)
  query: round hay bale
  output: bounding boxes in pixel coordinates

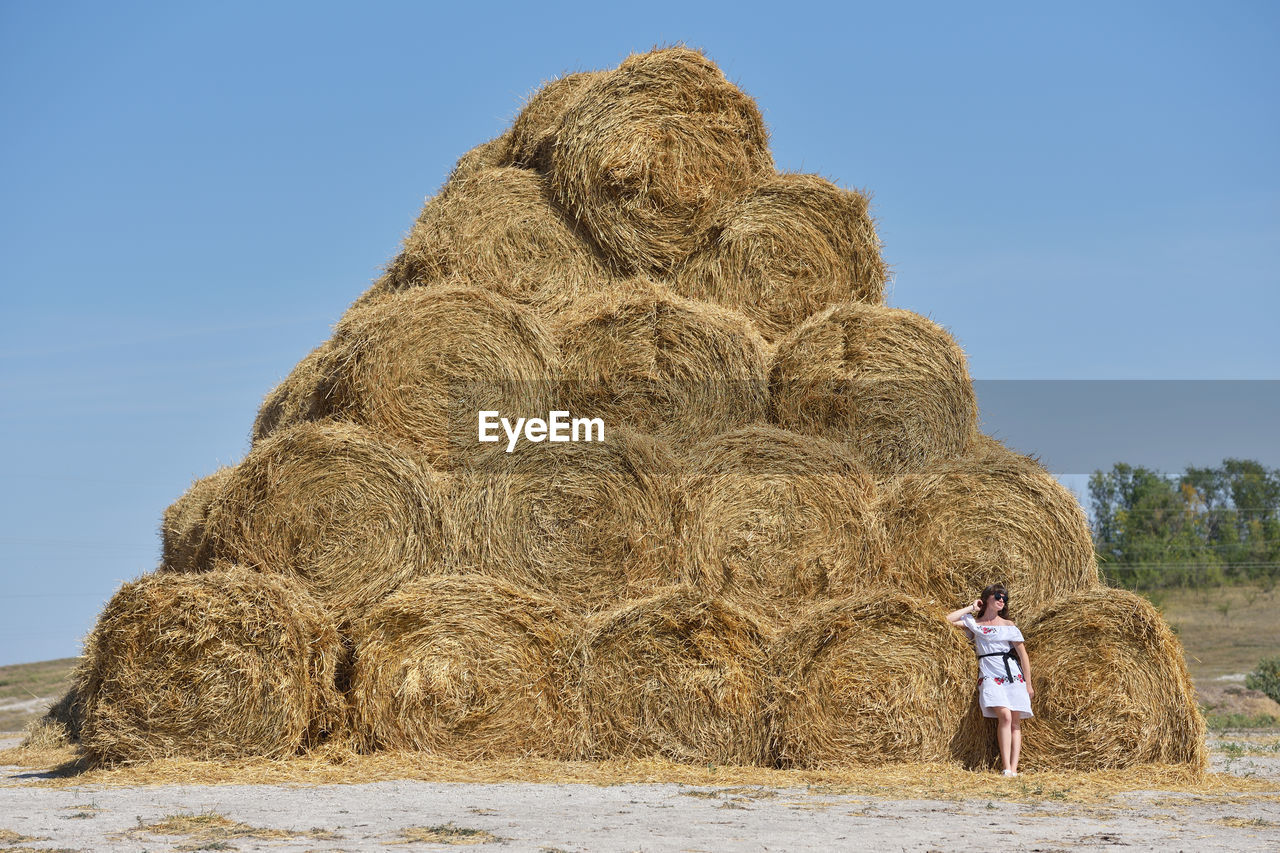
[198,421,449,618]
[79,568,343,763]
[769,302,978,481]
[674,425,888,613]
[675,173,888,342]
[575,587,770,765]
[318,284,560,469]
[444,131,514,187]
[449,427,680,610]
[551,47,773,275]
[1015,589,1207,770]
[160,466,235,573]
[382,169,607,314]
[554,281,770,448]
[251,342,332,444]
[348,575,580,759]
[509,71,605,171]
[768,594,974,768]
[877,435,1099,608]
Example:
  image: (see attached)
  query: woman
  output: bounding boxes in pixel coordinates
[946,583,1034,776]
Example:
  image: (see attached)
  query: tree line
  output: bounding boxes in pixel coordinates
[1089,459,1280,589]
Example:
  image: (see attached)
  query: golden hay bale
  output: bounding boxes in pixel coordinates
[318,284,560,469]
[551,47,773,275]
[509,71,605,171]
[348,575,580,759]
[79,568,343,763]
[445,131,514,187]
[42,685,83,743]
[250,343,331,444]
[768,594,974,768]
[449,427,680,610]
[575,587,771,765]
[553,281,770,448]
[877,435,1099,608]
[381,169,608,314]
[674,425,888,612]
[159,466,235,572]
[769,302,977,481]
[675,173,888,342]
[198,421,448,617]
[1017,589,1207,771]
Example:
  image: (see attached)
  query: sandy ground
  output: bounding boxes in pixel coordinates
[2,736,1278,852]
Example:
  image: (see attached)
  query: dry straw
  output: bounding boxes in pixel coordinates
[769,594,975,768]
[508,71,605,171]
[1018,588,1207,771]
[877,434,1099,608]
[575,587,771,765]
[198,421,449,618]
[769,302,978,482]
[676,173,888,342]
[448,427,680,611]
[318,284,560,469]
[381,169,608,314]
[159,466,235,572]
[348,575,580,759]
[250,342,332,444]
[445,132,515,187]
[78,567,343,763]
[553,280,770,448]
[674,425,888,613]
[551,47,773,275]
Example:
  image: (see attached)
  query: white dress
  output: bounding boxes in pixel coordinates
[961,614,1033,719]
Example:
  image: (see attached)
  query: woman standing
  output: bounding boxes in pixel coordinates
[946,583,1034,776]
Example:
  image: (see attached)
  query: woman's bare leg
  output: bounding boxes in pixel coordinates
[1010,716,1022,773]
[994,707,1013,771]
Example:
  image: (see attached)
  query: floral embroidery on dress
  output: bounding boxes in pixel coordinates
[979,675,1026,685]
[980,626,994,634]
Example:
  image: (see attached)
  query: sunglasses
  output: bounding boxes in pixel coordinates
[990,593,1008,602]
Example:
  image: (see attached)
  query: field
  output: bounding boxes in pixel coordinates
[0,657,75,733]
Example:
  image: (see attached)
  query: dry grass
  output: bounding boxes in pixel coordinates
[128,811,295,845]
[390,824,499,845]
[673,425,888,613]
[318,284,560,469]
[574,588,771,766]
[676,172,887,342]
[509,71,604,172]
[769,594,974,768]
[877,434,1099,609]
[198,421,449,618]
[159,466,235,572]
[348,575,580,759]
[445,132,514,187]
[448,428,680,610]
[382,168,608,314]
[550,47,772,275]
[0,658,76,734]
[769,303,977,482]
[553,280,770,448]
[77,567,344,763]
[0,829,48,845]
[250,342,332,444]
[1153,583,1280,680]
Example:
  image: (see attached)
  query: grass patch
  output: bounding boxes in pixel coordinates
[0,829,50,844]
[122,811,298,850]
[1205,712,1279,731]
[1152,584,1280,681]
[0,658,76,733]
[1214,816,1278,828]
[390,824,499,845]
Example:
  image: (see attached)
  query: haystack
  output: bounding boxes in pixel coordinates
[575,587,771,765]
[674,425,888,612]
[1017,589,1207,770]
[509,71,604,171]
[78,568,343,763]
[877,434,1099,608]
[769,302,977,481]
[381,169,607,314]
[676,173,888,342]
[159,466,235,573]
[348,575,579,759]
[553,280,770,448]
[448,427,680,611]
[445,131,515,187]
[198,421,448,617]
[251,342,331,444]
[318,284,559,469]
[768,594,974,767]
[551,47,773,274]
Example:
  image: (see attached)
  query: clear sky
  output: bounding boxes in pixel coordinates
[2,1,1276,665]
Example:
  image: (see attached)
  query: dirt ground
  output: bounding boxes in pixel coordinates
[2,735,1278,852]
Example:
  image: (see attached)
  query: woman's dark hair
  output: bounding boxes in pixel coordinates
[976,583,1012,620]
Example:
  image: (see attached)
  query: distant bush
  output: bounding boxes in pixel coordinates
[1204,711,1279,731]
[1246,657,1280,705]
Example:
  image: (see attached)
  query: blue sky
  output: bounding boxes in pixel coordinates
[1,1,1276,665]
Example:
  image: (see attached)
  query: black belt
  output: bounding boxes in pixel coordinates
[978,649,1020,683]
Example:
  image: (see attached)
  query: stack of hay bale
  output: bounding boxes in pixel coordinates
[67,47,1205,772]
